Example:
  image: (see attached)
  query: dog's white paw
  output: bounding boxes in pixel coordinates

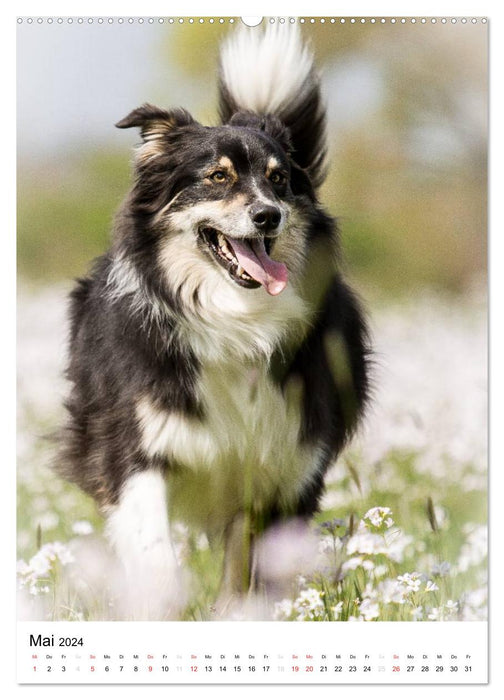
[117,545,189,620]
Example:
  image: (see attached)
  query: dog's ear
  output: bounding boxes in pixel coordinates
[289,161,316,199]
[260,115,293,155]
[116,103,195,142]
[116,104,197,165]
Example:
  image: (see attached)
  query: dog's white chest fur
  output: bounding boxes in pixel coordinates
[137,361,319,532]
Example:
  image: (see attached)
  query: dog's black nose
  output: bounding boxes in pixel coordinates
[249,204,281,231]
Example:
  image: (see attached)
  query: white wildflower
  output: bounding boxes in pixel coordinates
[28,549,53,577]
[71,520,94,536]
[16,541,75,596]
[361,583,378,601]
[373,564,389,579]
[363,507,394,529]
[16,560,31,577]
[359,598,380,621]
[461,605,487,621]
[378,578,407,605]
[49,542,75,566]
[457,525,487,572]
[332,601,344,619]
[354,296,487,476]
[342,556,363,572]
[274,598,294,620]
[384,531,413,563]
[347,528,385,556]
[461,587,487,621]
[397,572,422,593]
[464,587,487,609]
[432,561,451,577]
[319,535,343,555]
[346,521,411,563]
[32,496,50,513]
[37,512,60,530]
[411,606,423,621]
[445,600,458,614]
[433,505,449,529]
[425,580,439,592]
[293,588,325,620]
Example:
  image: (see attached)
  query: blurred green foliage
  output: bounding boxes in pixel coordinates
[17,20,487,299]
[18,151,130,283]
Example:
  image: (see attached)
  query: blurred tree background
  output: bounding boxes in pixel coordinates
[17,18,487,301]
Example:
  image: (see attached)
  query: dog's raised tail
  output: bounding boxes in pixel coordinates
[219,24,327,188]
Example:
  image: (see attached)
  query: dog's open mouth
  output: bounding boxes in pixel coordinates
[199,227,288,296]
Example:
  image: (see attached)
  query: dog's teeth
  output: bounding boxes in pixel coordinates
[218,233,229,253]
[216,234,238,263]
[237,265,245,276]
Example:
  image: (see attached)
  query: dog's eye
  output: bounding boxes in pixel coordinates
[209,171,227,183]
[269,171,287,186]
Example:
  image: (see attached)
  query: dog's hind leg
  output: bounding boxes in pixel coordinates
[216,513,255,614]
[105,469,187,620]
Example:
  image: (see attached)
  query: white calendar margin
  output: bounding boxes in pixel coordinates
[7,1,502,697]
[17,621,488,684]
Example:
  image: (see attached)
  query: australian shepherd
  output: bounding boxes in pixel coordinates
[60,25,370,618]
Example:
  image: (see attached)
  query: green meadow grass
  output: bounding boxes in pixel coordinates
[17,444,487,622]
[16,289,487,622]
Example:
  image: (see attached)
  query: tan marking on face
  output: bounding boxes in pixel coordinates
[218,156,237,175]
[181,194,248,215]
[168,194,248,222]
[265,156,281,178]
[204,192,250,222]
[220,192,247,211]
[204,156,238,184]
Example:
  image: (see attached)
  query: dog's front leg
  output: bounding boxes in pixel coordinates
[216,513,255,614]
[105,469,187,620]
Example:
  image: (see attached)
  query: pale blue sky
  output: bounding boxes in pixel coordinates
[17,20,386,159]
[17,22,193,157]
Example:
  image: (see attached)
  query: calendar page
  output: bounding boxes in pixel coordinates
[16,13,488,685]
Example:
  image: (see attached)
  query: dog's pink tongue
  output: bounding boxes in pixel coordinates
[229,238,288,296]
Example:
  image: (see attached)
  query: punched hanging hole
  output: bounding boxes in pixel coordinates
[241,16,263,27]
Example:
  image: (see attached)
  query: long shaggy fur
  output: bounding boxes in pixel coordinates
[58,24,371,613]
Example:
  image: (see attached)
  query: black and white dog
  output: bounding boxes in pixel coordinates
[60,25,370,617]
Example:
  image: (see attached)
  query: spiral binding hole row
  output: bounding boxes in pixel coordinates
[17,17,488,26]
